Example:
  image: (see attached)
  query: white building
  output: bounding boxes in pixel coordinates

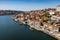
[48,10,55,15]
[56,5,60,11]
[51,15,60,21]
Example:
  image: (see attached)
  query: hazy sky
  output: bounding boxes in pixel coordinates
[0,0,60,11]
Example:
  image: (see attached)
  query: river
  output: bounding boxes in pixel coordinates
[0,15,57,40]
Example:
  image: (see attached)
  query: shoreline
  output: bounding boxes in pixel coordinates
[12,6,60,40]
[13,18,58,40]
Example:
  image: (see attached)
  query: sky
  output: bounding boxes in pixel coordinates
[0,0,60,11]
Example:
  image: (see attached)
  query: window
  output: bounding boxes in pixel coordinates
[40,22,43,26]
[59,28,60,32]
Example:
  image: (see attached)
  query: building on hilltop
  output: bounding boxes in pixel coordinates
[56,5,60,11]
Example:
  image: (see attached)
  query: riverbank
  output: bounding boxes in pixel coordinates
[12,7,60,40]
[12,17,57,40]
[0,15,56,40]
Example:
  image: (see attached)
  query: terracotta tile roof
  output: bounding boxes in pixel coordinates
[48,9,56,12]
[42,22,54,27]
[30,18,41,22]
[54,24,60,28]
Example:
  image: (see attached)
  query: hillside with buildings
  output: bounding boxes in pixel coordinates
[13,5,60,40]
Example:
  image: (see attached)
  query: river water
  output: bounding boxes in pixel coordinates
[0,15,57,40]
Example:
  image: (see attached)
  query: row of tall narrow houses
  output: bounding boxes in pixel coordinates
[13,5,60,32]
[13,5,60,40]
[55,5,60,32]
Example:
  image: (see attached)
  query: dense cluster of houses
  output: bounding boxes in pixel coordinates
[13,5,60,33]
